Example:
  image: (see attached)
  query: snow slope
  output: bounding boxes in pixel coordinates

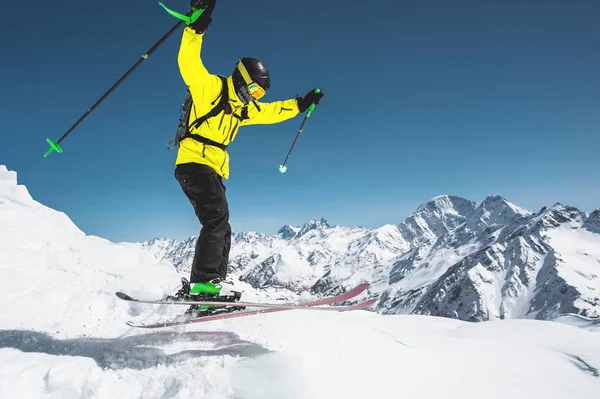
[1,165,600,399]
[0,167,181,338]
[3,312,600,399]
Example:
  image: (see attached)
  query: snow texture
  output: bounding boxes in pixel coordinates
[2,165,600,398]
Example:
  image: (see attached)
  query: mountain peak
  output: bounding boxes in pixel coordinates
[466,195,531,230]
[584,209,600,234]
[481,195,529,215]
[532,203,584,230]
[278,225,300,240]
[299,218,331,236]
[415,195,477,217]
[276,219,332,240]
[397,196,477,247]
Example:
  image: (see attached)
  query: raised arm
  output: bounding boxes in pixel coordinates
[178,27,211,88]
[177,0,216,88]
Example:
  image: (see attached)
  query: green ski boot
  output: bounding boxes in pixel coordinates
[190,280,223,296]
[189,280,224,312]
[169,278,243,316]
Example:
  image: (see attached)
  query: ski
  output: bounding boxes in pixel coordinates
[126,298,377,329]
[116,282,369,311]
[123,282,372,328]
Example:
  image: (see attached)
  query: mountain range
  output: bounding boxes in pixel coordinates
[139,194,600,322]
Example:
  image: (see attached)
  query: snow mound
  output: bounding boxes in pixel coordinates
[0,166,179,338]
[0,165,33,204]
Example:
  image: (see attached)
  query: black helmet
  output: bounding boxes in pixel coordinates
[232,57,270,104]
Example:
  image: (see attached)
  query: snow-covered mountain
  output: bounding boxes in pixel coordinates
[141,194,600,322]
[2,164,600,399]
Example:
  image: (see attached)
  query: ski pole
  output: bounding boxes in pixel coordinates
[278,89,321,173]
[44,3,205,157]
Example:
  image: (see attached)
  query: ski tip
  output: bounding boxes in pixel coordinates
[116,292,135,301]
[348,282,369,294]
[340,297,378,312]
[362,298,378,307]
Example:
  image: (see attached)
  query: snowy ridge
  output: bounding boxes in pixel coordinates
[2,165,600,398]
[0,166,180,338]
[142,194,600,322]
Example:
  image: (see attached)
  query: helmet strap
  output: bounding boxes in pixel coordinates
[237,61,255,86]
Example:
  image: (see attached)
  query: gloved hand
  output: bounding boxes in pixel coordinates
[296,89,324,113]
[189,0,216,34]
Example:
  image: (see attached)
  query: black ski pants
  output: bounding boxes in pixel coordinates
[174,162,231,283]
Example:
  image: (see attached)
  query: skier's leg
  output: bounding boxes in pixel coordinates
[219,221,232,279]
[175,163,230,284]
[217,179,232,279]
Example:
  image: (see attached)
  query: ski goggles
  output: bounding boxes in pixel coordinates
[237,61,267,100]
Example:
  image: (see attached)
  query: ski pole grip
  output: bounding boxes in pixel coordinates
[307,88,321,118]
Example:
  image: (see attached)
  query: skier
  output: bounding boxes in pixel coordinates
[172,0,324,313]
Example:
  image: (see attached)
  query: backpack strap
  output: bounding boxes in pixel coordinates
[188,76,230,131]
[179,76,246,150]
[184,134,228,151]
[179,76,231,150]
[233,106,249,121]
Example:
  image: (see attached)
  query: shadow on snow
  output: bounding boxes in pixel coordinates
[0,329,270,370]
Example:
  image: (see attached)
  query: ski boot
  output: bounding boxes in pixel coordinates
[169,277,244,317]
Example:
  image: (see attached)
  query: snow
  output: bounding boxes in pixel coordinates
[4,313,600,398]
[555,313,600,332]
[1,165,600,398]
[0,165,32,203]
[546,224,600,317]
[270,246,319,289]
[0,170,180,339]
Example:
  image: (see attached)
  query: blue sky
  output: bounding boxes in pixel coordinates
[1,0,598,242]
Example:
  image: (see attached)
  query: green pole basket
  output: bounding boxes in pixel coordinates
[44,138,63,158]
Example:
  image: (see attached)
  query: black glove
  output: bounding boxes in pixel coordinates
[296,89,324,113]
[189,0,216,34]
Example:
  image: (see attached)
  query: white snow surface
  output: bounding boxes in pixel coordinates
[2,165,600,398]
[546,223,600,317]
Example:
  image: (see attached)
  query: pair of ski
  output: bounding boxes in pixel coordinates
[117,282,374,328]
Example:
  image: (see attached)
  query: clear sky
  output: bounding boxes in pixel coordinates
[1,0,599,242]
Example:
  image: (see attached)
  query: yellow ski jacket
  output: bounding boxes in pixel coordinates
[175,27,300,179]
